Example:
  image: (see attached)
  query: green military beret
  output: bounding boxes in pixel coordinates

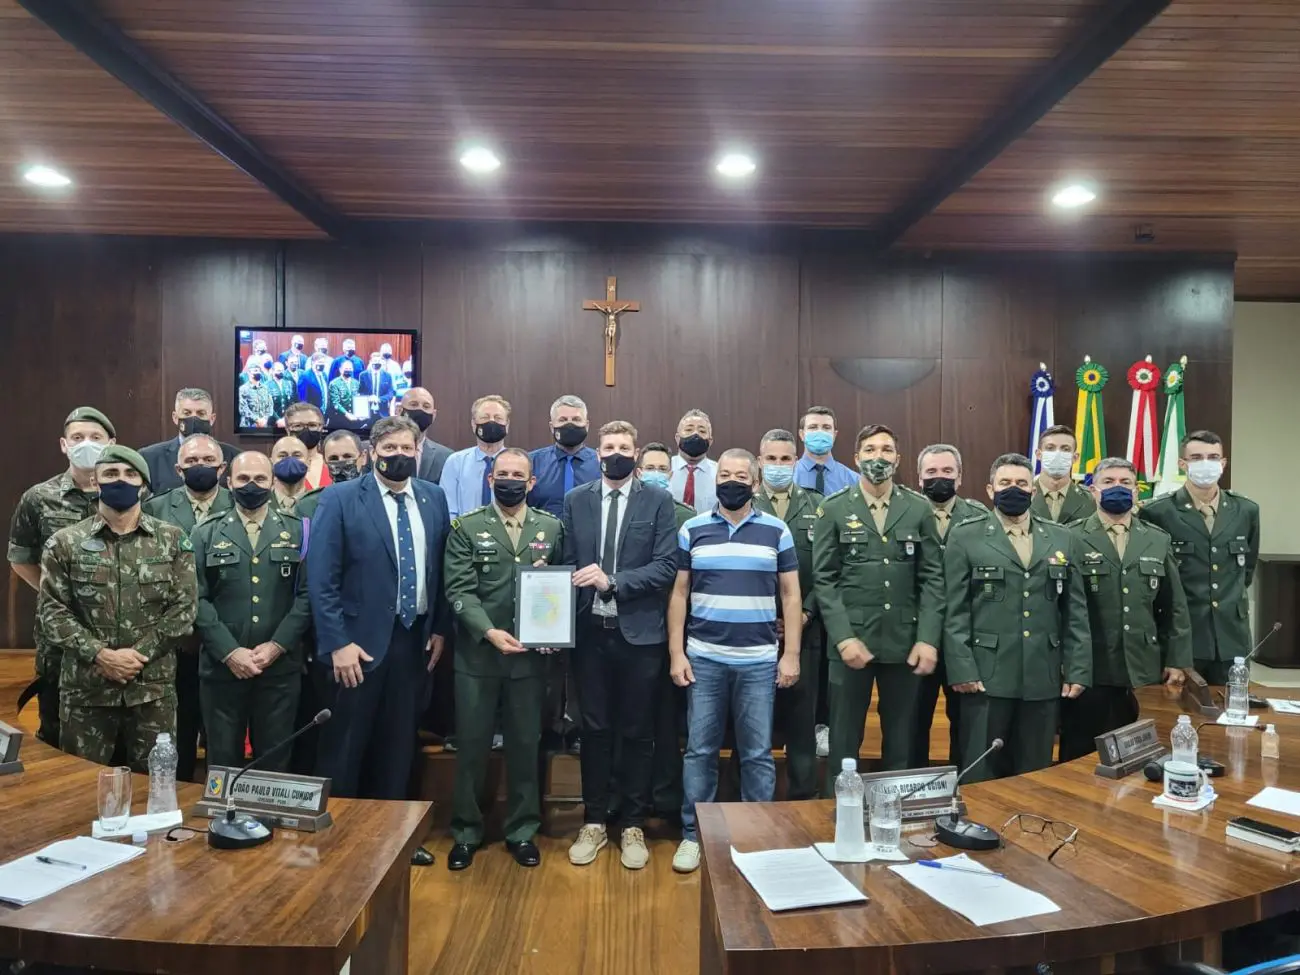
[63,406,115,439]
[96,445,150,488]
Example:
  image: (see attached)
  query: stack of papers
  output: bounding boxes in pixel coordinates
[1268,699,1300,716]
[1247,787,1300,818]
[0,836,145,906]
[730,846,867,912]
[889,854,1060,926]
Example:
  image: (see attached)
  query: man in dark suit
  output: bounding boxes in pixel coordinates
[357,354,396,418]
[139,387,239,494]
[298,358,330,410]
[307,414,451,866]
[393,387,453,484]
[562,420,678,871]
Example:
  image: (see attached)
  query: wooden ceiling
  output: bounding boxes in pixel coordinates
[3,0,1299,296]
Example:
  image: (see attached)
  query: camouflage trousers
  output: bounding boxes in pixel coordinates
[60,692,177,773]
[33,641,62,748]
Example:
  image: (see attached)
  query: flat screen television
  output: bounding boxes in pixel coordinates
[234,327,418,437]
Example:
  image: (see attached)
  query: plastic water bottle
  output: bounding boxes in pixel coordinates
[1171,714,1199,766]
[146,732,178,815]
[834,758,866,859]
[1226,656,1250,723]
[1262,724,1281,760]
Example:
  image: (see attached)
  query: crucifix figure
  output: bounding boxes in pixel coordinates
[583,276,640,386]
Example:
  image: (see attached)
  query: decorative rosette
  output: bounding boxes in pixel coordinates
[1076,362,1109,393]
[1127,360,1161,392]
[1030,369,1054,398]
[1164,362,1185,394]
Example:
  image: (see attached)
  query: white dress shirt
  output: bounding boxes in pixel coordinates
[593,479,630,618]
[379,475,428,616]
[670,455,718,513]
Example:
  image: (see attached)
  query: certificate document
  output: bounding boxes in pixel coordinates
[514,565,577,648]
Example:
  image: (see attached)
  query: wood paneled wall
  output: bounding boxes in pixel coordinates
[0,233,1234,645]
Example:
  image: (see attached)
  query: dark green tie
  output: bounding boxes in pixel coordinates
[601,489,621,573]
[814,464,826,496]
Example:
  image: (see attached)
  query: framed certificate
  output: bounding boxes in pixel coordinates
[514,565,577,648]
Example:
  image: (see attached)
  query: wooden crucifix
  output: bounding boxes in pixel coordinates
[583,276,640,386]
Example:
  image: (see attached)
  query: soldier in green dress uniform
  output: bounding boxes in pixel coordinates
[1139,430,1260,685]
[754,429,822,798]
[141,432,233,780]
[913,443,988,767]
[1030,425,1098,526]
[267,361,298,427]
[1060,457,1192,761]
[8,406,115,746]
[270,436,311,514]
[191,451,312,771]
[37,446,197,770]
[326,365,359,418]
[812,423,944,780]
[443,447,565,870]
[943,453,1091,782]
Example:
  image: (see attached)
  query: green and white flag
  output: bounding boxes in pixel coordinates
[1152,356,1187,498]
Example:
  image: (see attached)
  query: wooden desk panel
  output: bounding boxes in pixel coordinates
[699,686,1300,975]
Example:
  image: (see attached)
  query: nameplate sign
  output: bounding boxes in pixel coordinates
[1095,718,1164,779]
[1182,671,1223,720]
[858,765,966,823]
[193,766,333,832]
[0,720,22,776]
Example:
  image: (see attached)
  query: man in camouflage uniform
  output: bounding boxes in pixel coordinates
[238,366,275,429]
[8,406,116,746]
[37,446,197,771]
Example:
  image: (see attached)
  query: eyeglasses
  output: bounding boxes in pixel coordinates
[1001,813,1078,862]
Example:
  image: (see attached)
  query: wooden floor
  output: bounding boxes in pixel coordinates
[0,649,945,975]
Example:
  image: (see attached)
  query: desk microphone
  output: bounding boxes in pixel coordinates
[900,738,1004,852]
[1245,622,1282,665]
[208,709,332,851]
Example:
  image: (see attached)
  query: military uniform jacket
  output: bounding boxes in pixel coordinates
[1071,514,1192,687]
[444,504,565,680]
[943,513,1091,700]
[295,486,327,522]
[812,483,945,663]
[1030,478,1097,526]
[8,472,99,566]
[673,501,696,530]
[1139,487,1259,664]
[142,486,233,535]
[38,513,197,707]
[754,485,822,618]
[933,496,987,547]
[190,507,311,682]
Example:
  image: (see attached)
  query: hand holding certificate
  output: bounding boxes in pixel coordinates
[514,566,577,649]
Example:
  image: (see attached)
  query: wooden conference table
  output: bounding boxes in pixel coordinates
[0,735,431,974]
[699,685,1300,975]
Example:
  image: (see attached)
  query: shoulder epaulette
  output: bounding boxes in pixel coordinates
[1224,488,1256,503]
[824,486,852,502]
[954,514,988,529]
[898,484,924,498]
[463,505,489,517]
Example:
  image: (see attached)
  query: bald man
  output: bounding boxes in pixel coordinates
[393,387,453,484]
[270,436,310,514]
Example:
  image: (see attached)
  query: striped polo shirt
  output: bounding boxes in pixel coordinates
[678,506,798,665]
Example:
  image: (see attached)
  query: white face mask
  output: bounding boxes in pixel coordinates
[68,440,106,470]
[1040,450,1073,478]
[1186,459,1223,488]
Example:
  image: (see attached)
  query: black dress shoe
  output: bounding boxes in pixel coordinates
[506,840,541,867]
[410,846,435,867]
[447,843,477,871]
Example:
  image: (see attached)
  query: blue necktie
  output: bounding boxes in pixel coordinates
[563,455,575,497]
[480,454,494,506]
[392,493,418,629]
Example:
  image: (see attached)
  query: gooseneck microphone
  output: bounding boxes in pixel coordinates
[208,709,332,851]
[1245,622,1282,666]
[899,738,1004,802]
[932,738,1005,852]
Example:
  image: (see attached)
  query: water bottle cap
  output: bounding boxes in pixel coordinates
[1267,724,1277,733]
[156,733,171,743]
[1234,656,1246,664]
[841,758,857,771]
[1176,714,1191,724]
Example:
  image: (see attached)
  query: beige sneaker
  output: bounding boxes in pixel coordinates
[568,823,608,865]
[620,827,650,870]
[672,838,701,873]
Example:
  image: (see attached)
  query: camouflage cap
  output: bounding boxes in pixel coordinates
[96,445,150,488]
[63,406,116,439]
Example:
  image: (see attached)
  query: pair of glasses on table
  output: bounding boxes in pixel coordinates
[1001,813,1078,862]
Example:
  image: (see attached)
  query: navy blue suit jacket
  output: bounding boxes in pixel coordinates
[561,478,678,646]
[307,473,451,670]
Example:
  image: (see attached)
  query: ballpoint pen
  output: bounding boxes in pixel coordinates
[35,856,87,871]
[917,859,1003,878]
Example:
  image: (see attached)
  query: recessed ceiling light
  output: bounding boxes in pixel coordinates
[715,153,757,179]
[1051,183,1096,209]
[459,147,501,174]
[22,164,72,188]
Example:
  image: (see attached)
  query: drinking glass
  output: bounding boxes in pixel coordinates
[98,766,132,833]
[869,785,902,853]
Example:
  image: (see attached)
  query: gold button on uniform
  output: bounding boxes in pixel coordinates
[1022,610,1030,618]
[1023,630,1030,638]
[1123,606,1129,613]
[1023,591,1030,598]
[251,576,259,584]
[1122,587,1129,594]
[1211,564,1218,572]
[251,615,260,623]
[1123,624,1130,631]
[883,581,890,588]
[883,558,890,565]
[252,557,259,565]
[252,596,259,603]
[883,603,891,610]
[1211,583,1218,590]
[1212,600,1219,608]
[882,536,888,543]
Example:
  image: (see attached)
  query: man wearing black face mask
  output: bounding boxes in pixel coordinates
[528,394,600,518]
[1061,457,1192,761]
[912,443,986,766]
[671,409,717,513]
[296,430,365,522]
[139,387,239,494]
[267,362,298,427]
[942,453,1091,782]
[358,354,396,418]
[393,387,452,484]
[142,433,233,780]
[325,363,359,419]
[440,394,512,518]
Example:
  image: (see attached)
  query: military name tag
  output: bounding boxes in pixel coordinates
[905,541,915,556]
[1238,554,1246,567]
[858,765,965,823]
[0,719,24,777]
[1094,718,1163,779]
[193,766,333,832]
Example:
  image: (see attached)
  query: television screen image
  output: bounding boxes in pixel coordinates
[234,327,418,436]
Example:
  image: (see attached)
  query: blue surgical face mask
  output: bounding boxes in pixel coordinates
[763,464,795,490]
[639,470,670,492]
[804,430,834,456]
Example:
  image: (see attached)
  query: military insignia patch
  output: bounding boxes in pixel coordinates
[280,531,290,540]
[453,599,464,612]
[80,538,106,552]
[179,536,194,552]
[1049,551,1067,566]
[536,531,546,541]
[815,507,824,518]
[214,540,233,550]
[451,519,461,530]
[476,531,491,539]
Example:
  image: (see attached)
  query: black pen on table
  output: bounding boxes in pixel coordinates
[35,856,86,871]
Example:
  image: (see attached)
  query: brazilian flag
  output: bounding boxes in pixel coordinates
[1072,358,1108,483]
